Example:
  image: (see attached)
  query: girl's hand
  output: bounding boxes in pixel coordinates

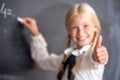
[93,36,109,64]
[20,17,40,36]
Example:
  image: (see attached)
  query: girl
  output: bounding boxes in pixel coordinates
[20,3,108,80]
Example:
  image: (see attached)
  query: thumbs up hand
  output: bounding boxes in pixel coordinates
[93,35,108,64]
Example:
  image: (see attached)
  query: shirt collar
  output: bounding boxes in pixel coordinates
[64,45,91,56]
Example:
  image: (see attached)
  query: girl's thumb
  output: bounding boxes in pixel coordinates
[96,35,102,47]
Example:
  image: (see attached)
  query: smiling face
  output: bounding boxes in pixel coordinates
[67,14,97,48]
[65,3,101,48]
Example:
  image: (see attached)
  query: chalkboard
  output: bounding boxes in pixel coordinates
[0,0,120,80]
[0,1,34,74]
[0,1,71,80]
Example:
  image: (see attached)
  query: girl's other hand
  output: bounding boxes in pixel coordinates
[20,17,40,36]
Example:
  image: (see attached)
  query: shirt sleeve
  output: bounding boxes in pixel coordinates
[30,34,63,71]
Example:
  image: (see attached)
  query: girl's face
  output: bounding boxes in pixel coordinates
[67,14,97,48]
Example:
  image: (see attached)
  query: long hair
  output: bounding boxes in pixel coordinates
[57,3,101,80]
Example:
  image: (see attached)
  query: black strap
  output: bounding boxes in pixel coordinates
[57,55,76,80]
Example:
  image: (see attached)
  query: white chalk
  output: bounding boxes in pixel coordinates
[17,17,23,22]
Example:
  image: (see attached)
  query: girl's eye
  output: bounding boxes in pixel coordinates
[71,26,77,29]
[84,24,89,28]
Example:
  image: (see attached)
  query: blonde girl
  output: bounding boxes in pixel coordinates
[20,3,108,80]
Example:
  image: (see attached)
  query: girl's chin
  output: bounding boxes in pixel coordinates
[77,42,88,47]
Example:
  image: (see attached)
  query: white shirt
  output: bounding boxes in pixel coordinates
[31,34,106,80]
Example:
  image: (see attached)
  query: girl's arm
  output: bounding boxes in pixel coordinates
[20,17,63,71]
[31,33,63,71]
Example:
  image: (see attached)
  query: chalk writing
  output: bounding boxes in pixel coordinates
[0,2,13,18]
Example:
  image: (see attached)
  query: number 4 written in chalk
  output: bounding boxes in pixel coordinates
[0,2,13,18]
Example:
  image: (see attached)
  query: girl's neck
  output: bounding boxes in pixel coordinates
[76,45,82,49]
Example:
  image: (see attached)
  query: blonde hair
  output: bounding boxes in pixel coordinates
[66,3,101,47]
[57,3,101,79]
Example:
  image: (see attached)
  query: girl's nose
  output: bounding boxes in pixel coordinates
[77,27,84,36]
